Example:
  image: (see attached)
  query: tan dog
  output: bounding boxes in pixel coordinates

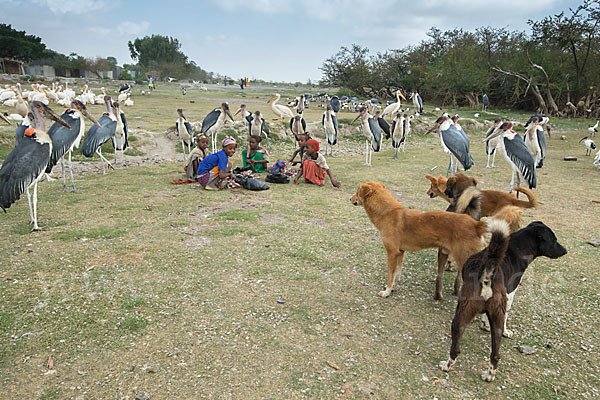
[351,182,487,300]
[426,174,534,232]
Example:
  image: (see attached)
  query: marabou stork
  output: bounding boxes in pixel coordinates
[0,101,71,231]
[484,121,536,192]
[353,106,381,166]
[374,110,390,140]
[588,120,598,137]
[411,90,423,114]
[267,93,294,121]
[247,110,271,148]
[426,115,474,177]
[524,116,547,168]
[391,113,405,159]
[290,114,306,147]
[485,118,503,168]
[111,101,128,166]
[45,100,100,192]
[234,103,251,126]
[175,108,194,154]
[525,114,551,138]
[322,105,338,156]
[81,96,117,174]
[201,102,234,152]
[381,90,406,119]
[330,96,341,113]
[594,149,600,166]
[579,136,597,156]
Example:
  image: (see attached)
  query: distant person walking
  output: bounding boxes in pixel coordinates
[240,78,245,90]
[148,76,154,91]
[482,93,489,112]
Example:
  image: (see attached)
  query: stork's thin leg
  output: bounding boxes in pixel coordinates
[394,147,398,160]
[121,148,125,166]
[31,181,40,231]
[446,156,452,177]
[402,137,407,153]
[486,152,491,168]
[181,141,185,155]
[26,186,34,224]
[516,173,521,198]
[60,155,67,192]
[369,147,372,166]
[67,151,77,192]
[44,173,55,181]
[509,168,515,193]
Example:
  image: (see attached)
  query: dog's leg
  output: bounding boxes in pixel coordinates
[379,249,403,298]
[452,255,465,296]
[435,249,449,300]
[439,298,477,372]
[480,313,491,332]
[391,251,405,291]
[481,311,504,382]
[503,289,517,338]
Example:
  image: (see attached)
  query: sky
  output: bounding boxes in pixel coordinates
[1,0,582,82]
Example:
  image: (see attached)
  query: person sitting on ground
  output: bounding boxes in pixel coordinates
[196,136,237,190]
[294,139,341,188]
[242,135,269,173]
[184,135,209,179]
[288,133,310,166]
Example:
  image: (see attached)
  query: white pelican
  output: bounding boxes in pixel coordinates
[267,93,294,121]
[381,90,406,119]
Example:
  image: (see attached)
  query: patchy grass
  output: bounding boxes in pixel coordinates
[0,84,599,399]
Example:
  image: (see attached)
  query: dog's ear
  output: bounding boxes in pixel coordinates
[358,183,375,199]
[425,174,436,183]
[470,176,478,186]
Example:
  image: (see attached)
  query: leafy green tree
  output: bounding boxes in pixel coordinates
[0,24,46,62]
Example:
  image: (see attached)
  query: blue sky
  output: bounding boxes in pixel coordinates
[2,0,581,82]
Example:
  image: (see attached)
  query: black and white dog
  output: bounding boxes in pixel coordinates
[439,220,567,382]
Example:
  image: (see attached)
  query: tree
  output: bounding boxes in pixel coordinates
[0,24,46,62]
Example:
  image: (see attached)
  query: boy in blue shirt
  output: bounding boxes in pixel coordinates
[196,136,237,190]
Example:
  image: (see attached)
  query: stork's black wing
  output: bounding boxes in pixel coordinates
[261,119,269,135]
[300,117,306,132]
[246,115,254,135]
[121,111,129,149]
[367,117,382,152]
[81,113,116,157]
[441,125,474,170]
[328,115,338,145]
[504,136,536,188]
[0,135,50,210]
[46,110,81,173]
[416,94,423,112]
[378,118,390,139]
[201,109,220,133]
[184,121,193,137]
[536,125,546,168]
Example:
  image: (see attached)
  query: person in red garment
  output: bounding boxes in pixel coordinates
[294,139,341,187]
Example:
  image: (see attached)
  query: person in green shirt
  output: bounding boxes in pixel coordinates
[242,135,269,173]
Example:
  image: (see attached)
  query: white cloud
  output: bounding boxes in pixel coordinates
[34,0,111,14]
[116,21,150,37]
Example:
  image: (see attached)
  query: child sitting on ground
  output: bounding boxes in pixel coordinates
[185,135,209,179]
[242,135,269,173]
[294,139,341,188]
[287,133,310,166]
[196,136,237,190]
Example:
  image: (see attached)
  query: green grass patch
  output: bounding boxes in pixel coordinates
[51,227,126,241]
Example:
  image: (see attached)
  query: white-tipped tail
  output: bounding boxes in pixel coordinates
[487,218,510,238]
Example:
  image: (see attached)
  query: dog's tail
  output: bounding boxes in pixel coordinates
[455,186,482,220]
[513,187,538,208]
[490,205,523,233]
[479,219,510,298]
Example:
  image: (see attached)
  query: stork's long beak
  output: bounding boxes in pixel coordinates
[484,129,502,143]
[352,115,360,124]
[267,96,277,103]
[424,125,437,135]
[234,108,241,116]
[81,108,102,127]
[579,136,588,143]
[0,113,11,125]
[43,104,71,128]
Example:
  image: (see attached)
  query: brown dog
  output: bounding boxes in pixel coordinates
[351,182,487,300]
[426,174,534,232]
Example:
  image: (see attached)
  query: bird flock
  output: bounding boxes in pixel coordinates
[1,83,599,233]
